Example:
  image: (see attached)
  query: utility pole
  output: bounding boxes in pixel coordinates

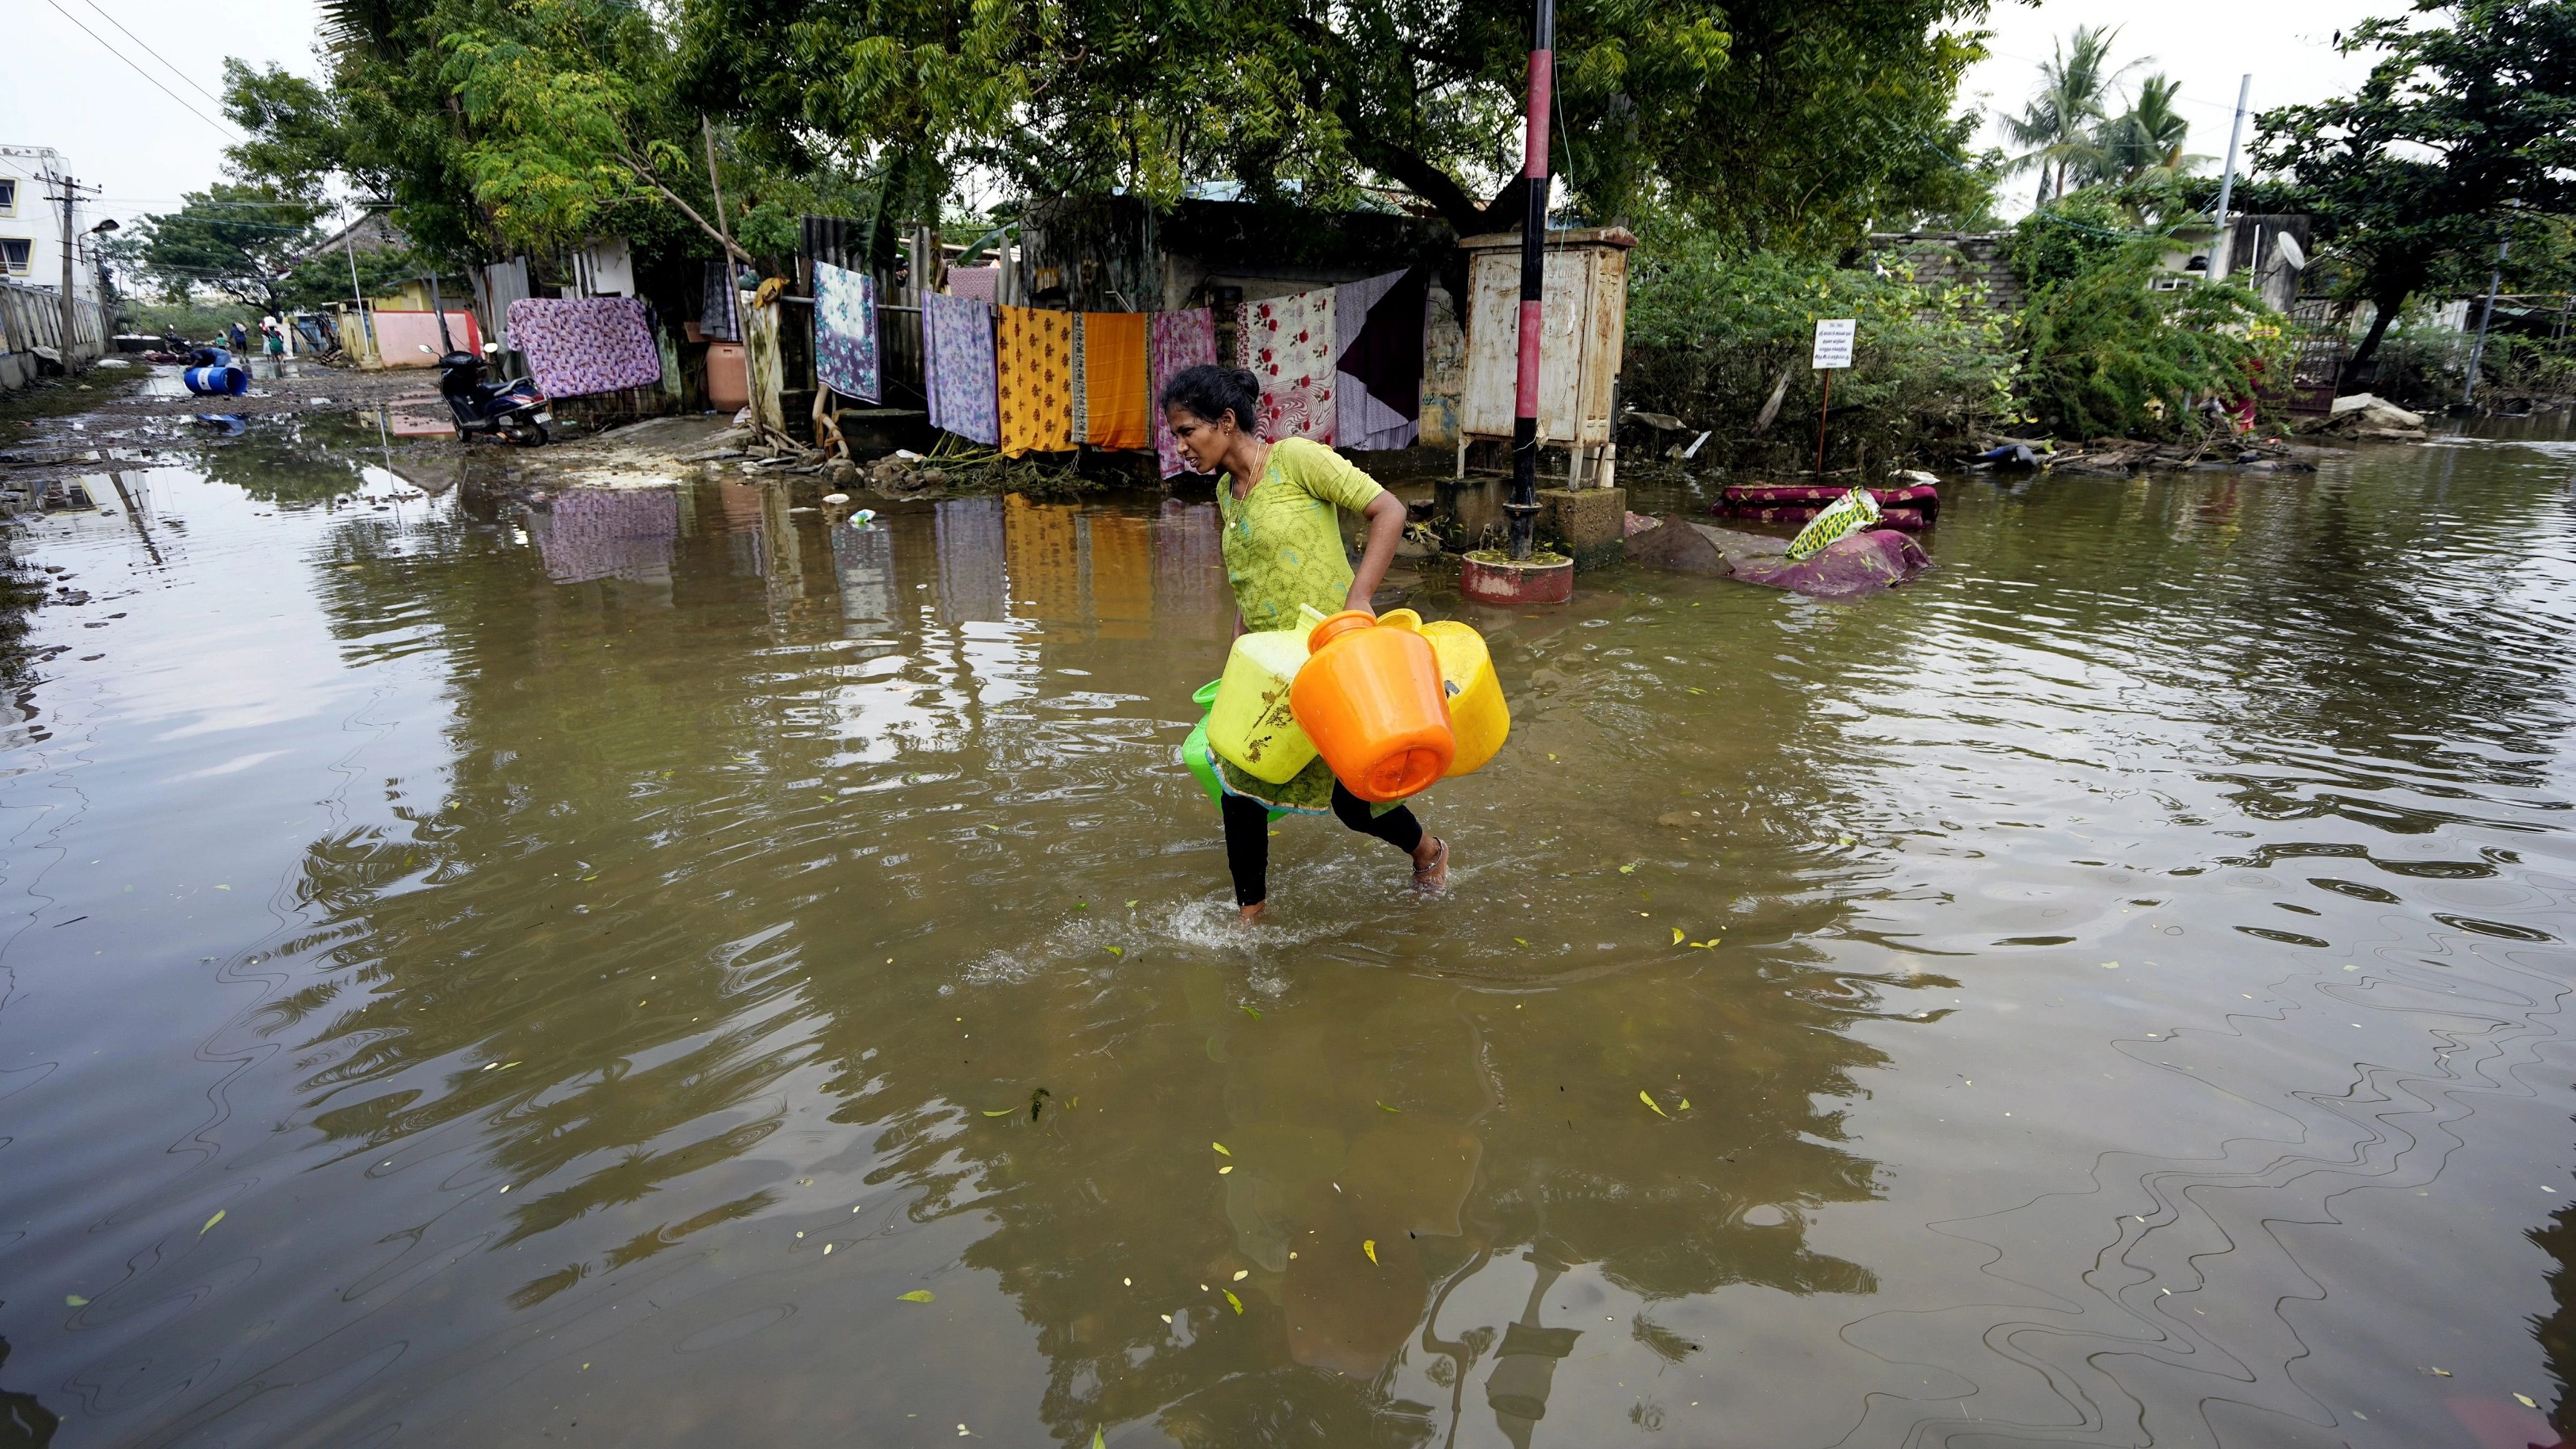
[344,202,379,363]
[2208,74,2252,283]
[1506,0,1555,560]
[2463,235,2510,408]
[42,169,101,373]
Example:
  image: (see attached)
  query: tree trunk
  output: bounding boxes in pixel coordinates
[2347,291,2406,372]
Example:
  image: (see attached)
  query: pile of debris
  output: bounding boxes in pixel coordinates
[1966,432,2333,478]
[2303,393,2430,442]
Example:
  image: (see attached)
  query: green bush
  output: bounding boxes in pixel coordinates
[2018,241,2286,438]
[2003,194,2137,294]
[1622,223,2021,472]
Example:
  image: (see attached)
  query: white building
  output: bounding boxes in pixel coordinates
[0,146,107,303]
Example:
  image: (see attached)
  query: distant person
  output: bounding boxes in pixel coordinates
[262,317,286,364]
[227,320,247,355]
[1158,363,1446,922]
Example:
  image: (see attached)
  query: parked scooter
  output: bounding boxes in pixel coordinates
[423,342,551,445]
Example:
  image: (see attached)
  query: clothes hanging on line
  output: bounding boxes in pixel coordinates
[505,297,663,398]
[1334,267,1429,451]
[1068,312,1088,445]
[1150,309,1219,478]
[948,265,999,303]
[1082,310,1152,451]
[997,305,1073,457]
[812,261,881,402]
[923,293,999,446]
[701,260,739,341]
[1246,288,1336,445]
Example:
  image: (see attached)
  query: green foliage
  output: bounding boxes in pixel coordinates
[104,185,326,310]
[2018,244,2283,439]
[2255,0,2576,366]
[2000,25,2136,206]
[674,0,1994,251]
[2004,193,2142,294]
[1622,219,2020,469]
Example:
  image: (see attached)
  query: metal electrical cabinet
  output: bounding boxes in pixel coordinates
[1456,227,1633,488]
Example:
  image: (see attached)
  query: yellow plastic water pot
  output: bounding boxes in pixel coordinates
[1207,629,1317,784]
[1418,620,1509,778]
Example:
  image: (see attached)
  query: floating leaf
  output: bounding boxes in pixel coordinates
[1513,937,1529,946]
[200,1210,225,1237]
[1690,938,1720,949]
[1678,1098,1691,1112]
[1618,864,1636,874]
[64,1294,87,1307]
[1363,1239,1378,1265]
[982,1109,1014,1117]
[1124,900,1138,908]
[1641,1091,1669,1118]
[1217,1165,1233,1175]
[1837,835,1855,846]
[2518,1394,2540,1408]
[1376,1102,1400,1114]
[1212,1142,1231,1155]
[1223,1289,1243,1315]
[898,1289,936,1303]
[1232,1268,1248,1281]
[1240,1004,1261,1020]
[1093,1433,1104,1449]
[1072,903,1087,911]
[1671,927,1684,945]
[1105,946,1123,957]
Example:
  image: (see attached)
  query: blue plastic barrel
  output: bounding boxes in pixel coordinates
[183,364,249,397]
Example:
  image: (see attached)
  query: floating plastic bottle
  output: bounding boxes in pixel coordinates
[1291,610,1454,803]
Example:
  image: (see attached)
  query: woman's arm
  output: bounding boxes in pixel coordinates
[1345,491,1408,613]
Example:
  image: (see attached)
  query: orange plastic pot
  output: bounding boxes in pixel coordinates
[1291,610,1455,803]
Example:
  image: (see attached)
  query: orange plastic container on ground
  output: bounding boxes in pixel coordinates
[1291,610,1456,802]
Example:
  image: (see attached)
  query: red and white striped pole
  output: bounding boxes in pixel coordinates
[1506,0,1555,560]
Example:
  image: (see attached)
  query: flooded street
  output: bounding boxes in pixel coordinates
[3,418,2574,1448]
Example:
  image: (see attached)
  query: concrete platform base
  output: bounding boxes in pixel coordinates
[1461,553,1575,605]
[1538,487,1627,570]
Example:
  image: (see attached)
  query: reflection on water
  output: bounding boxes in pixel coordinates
[0,425,2571,1448]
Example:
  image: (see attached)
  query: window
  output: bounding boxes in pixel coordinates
[0,179,16,216]
[0,239,31,275]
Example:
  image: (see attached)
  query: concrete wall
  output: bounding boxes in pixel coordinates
[1867,232,2025,315]
[0,147,106,305]
[0,274,107,392]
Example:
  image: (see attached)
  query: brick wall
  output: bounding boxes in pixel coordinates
[1867,233,2023,316]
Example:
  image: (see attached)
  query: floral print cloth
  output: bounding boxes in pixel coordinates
[997,305,1073,457]
[947,265,999,303]
[923,293,999,446]
[1247,289,1336,445]
[812,261,881,403]
[505,297,663,398]
[1150,309,1218,477]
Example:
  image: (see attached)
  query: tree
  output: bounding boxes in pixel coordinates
[2096,74,2204,185]
[670,0,1996,254]
[2001,26,2138,207]
[2256,0,2576,370]
[106,185,326,312]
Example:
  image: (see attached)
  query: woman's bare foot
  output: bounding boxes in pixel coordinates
[1411,836,1449,891]
[1238,901,1268,925]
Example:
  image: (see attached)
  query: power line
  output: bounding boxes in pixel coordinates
[40,0,243,141]
[78,0,229,109]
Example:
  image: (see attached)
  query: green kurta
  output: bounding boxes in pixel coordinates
[1216,437,1385,633]
[1212,438,1396,815]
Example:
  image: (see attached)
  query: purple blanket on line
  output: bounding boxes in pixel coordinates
[506,297,662,398]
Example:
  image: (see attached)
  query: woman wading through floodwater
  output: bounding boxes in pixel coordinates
[1161,364,1448,923]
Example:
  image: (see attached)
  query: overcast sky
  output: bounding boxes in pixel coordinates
[6,0,2407,232]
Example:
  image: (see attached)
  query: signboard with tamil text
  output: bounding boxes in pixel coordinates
[1811,318,1856,370]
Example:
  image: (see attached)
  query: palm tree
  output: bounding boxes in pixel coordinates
[2001,26,2141,206]
[2096,75,2208,184]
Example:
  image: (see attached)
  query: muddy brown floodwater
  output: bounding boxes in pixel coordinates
[1,412,2572,1449]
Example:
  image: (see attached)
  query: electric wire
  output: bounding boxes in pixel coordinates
[39,0,243,141]
[77,0,229,109]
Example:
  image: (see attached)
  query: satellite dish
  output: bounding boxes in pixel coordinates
[2274,232,2309,272]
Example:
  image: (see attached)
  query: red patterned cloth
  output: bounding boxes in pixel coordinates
[505,297,662,398]
[1246,289,1335,445]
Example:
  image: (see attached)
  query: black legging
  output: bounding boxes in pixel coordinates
[1223,783,1424,907]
